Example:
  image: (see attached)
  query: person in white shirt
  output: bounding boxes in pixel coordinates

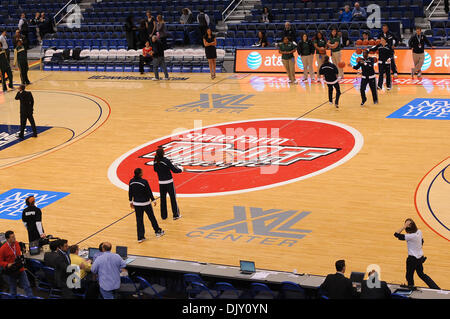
[0,30,10,60]
[394,219,440,289]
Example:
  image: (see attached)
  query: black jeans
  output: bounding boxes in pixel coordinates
[378,63,391,88]
[134,204,161,240]
[159,182,179,220]
[139,55,152,73]
[20,112,37,137]
[360,77,378,103]
[18,62,30,84]
[327,82,341,105]
[390,51,398,74]
[406,256,440,289]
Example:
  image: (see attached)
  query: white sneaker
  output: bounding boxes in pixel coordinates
[173,214,182,221]
[329,101,333,105]
[138,238,147,243]
[156,230,165,237]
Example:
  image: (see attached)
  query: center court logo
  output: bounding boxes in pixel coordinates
[108,118,364,197]
[247,52,262,70]
[185,206,312,247]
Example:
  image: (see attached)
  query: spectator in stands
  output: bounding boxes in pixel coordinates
[319,260,356,299]
[361,31,373,43]
[139,41,153,74]
[91,242,127,299]
[360,270,392,299]
[137,20,148,49]
[180,8,194,24]
[145,10,157,38]
[156,15,168,50]
[203,28,217,80]
[254,31,269,47]
[54,238,74,298]
[197,9,210,40]
[278,36,297,84]
[261,7,273,23]
[69,245,91,282]
[338,5,353,22]
[338,30,350,47]
[313,31,327,82]
[125,15,137,50]
[297,33,315,82]
[44,240,59,268]
[151,35,169,80]
[0,230,34,297]
[38,12,50,40]
[30,12,41,43]
[352,2,367,21]
[282,22,296,44]
[0,30,10,61]
[328,27,343,79]
[18,13,29,49]
[408,26,434,79]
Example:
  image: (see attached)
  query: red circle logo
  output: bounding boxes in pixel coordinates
[108,118,364,197]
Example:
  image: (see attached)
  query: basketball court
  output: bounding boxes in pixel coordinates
[0,69,449,289]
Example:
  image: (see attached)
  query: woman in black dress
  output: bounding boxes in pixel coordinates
[203,28,217,79]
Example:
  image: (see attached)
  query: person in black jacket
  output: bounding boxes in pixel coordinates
[0,42,13,92]
[408,27,434,79]
[282,22,296,43]
[360,270,392,299]
[153,147,183,220]
[129,168,164,242]
[15,85,37,139]
[297,33,315,81]
[151,35,169,80]
[22,196,46,243]
[319,260,356,299]
[54,239,74,298]
[14,40,30,85]
[44,240,59,268]
[378,24,400,77]
[319,55,341,108]
[369,37,394,90]
[351,50,378,106]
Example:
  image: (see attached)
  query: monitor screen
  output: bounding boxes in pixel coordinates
[88,247,100,259]
[350,272,365,284]
[116,246,128,259]
[240,260,255,273]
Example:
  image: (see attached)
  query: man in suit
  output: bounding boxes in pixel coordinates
[15,84,37,139]
[43,240,59,268]
[320,259,356,299]
[360,270,392,299]
[54,239,74,298]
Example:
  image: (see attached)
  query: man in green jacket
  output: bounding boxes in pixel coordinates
[14,40,30,85]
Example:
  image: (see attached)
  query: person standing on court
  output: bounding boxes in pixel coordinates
[15,84,37,139]
[22,195,46,244]
[0,42,14,92]
[203,28,217,80]
[129,167,164,242]
[313,31,327,82]
[351,50,378,106]
[151,35,169,80]
[369,37,393,90]
[394,219,440,290]
[153,147,183,220]
[408,26,434,79]
[319,55,340,108]
[378,24,399,78]
[13,39,30,85]
[297,33,315,82]
[278,36,297,84]
[327,28,343,79]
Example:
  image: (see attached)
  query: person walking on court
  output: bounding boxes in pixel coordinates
[13,39,30,85]
[129,168,164,242]
[0,42,13,92]
[394,219,440,290]
[151,35,169,80]
[408,26,434,79]
[351,49,378,106]
[203,28,217,80]
[369,37,393,90]
[15,84,37,139]
[278,36,297,84]
[297,33,315,82]
[153,147,183,220]
[319,55,341,108]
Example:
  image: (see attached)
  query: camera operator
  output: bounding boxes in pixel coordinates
[0,230,33,296]
[22,196,46,244]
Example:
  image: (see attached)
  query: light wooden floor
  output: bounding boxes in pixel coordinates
[1,70,449,289]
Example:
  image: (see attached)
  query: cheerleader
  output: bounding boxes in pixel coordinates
[153,147,183,220]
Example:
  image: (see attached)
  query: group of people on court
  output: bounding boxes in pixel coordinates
[279,25,434,108]
[128,147,183,242]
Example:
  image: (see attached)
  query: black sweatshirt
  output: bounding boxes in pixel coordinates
[128,176,155,205]
[319,62,339,84]
[153,157,183,183]
[408,34,432,54]
[353,57,376,78]
[369,44,394,63]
